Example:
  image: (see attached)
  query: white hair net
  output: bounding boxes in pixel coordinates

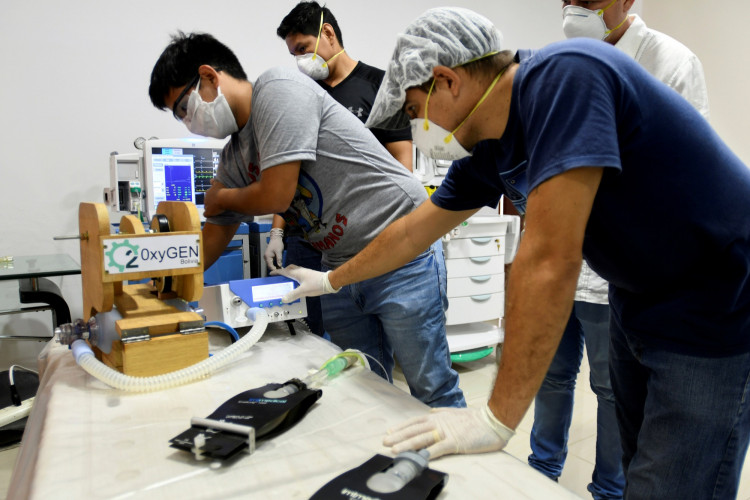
[365,7,503,130]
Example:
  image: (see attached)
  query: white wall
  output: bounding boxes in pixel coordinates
[0,0,744,339]
[641,1,750,165]
[0,0,563,331]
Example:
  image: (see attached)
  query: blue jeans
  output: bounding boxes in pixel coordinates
[284,235,326,338]
[610,313,750,499]
[529,301,625,500]
[320,242,465,408]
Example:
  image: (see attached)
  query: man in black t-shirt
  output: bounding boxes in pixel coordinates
[277,1,412,166]
[266,1,413,338]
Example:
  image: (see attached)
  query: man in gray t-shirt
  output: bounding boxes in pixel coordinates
[148,32,465,407]
[212,67,424,269]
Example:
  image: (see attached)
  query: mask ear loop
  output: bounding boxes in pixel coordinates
[598,0,628,36]
[443,66,506,145]
[314,11,345,69]
[604,15,628,36]
[323,49,346,68]
[311,11,324,61]
[423,51,504,140]
[423,79,437,132]
[444,50,499,139]
[597,0,618,16]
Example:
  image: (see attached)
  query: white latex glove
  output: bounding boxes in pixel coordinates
[270,265,341,303]
[383,404,515,459]
[264,228,285,270]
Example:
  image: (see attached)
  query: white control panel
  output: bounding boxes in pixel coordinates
[200,277,307,328]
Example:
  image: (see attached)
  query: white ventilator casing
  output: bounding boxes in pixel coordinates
[201,283,308,328]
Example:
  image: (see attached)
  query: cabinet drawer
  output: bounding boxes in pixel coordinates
[447,274,503,297]
[449,216,512,239]
[443,235,505,259]
[445,255,504,278]
[446,292,504,325]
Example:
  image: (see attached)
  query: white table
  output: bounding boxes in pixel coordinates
[7,324,579,499]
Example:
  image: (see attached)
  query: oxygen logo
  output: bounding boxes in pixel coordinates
[105,240,140,273]
[103,234,201,274]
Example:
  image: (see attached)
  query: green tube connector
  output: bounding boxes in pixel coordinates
[322,357,349,377]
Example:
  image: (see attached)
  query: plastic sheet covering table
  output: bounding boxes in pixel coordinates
[7,324,579,499]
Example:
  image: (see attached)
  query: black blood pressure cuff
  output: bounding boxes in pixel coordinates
[310,454,447,500]
[169,381,322,462]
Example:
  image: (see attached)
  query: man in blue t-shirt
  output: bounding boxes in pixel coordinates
[275,7,750,498]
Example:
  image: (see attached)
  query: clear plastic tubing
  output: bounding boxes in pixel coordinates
[263,356,350,398]
[69,308,269,392]
[366,449,431,494]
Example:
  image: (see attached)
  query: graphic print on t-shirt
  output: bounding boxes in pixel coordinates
[283,170,325,235]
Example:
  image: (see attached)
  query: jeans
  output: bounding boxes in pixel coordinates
[529,301,625,500]
[320,241,465,408]
[610,314,750,499]
[284,235,326,338]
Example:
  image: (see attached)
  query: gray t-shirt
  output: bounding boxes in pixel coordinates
[210,67,427,268]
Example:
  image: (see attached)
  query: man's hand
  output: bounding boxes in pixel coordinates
[270,265,341,303]
[383,404,514,459]
[203,179,227,218]
[265,228,285,270]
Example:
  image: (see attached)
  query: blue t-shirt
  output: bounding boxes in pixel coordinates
[432,39,750,356]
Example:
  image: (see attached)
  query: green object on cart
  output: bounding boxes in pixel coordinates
[451,346,494,363]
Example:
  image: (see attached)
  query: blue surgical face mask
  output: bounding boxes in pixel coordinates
[183,80,238,139]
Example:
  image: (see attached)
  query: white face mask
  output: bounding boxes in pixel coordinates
[411,119,472,161]
[183,80,238,139]
[562,0,627,41]
[296,52,330,80]
[294,11,345,81]
[412,62,507,161]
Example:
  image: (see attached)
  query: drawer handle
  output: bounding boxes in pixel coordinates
[469,257,491,264]
[470,237,493,244]
[470,275,491,283]
[470,294,492,302]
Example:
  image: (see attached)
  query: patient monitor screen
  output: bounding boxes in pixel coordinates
[149,146,220,211]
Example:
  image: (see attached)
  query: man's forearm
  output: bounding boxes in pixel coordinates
[484,167,602,429]
[327,201,477,290]
[202,222,240,270]
[212,162,300,216]
[488,246,581,429]
[328,215,419,289]
[271,213,286,230]
[219,183,290,216]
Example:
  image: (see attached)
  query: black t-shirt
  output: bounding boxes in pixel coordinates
[318,61,411,145]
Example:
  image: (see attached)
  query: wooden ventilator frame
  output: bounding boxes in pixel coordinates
[78,201,208,377]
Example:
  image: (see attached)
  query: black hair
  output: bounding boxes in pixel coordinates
[416,50,515,93]
[461,50,515,80]
[276,1,344,47]
[148,31,248,110]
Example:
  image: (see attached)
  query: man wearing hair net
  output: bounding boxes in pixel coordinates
[274,6,750,497]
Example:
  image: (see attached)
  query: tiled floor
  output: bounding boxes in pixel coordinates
[2,346,750,499]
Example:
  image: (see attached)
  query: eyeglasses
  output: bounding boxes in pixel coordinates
[172,74,201,121]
